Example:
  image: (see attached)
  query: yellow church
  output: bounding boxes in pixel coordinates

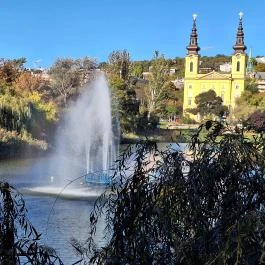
[183,13,247,119]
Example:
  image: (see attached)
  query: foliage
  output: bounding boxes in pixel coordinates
[131,62,144,78]
[0,127,47,150]
[135,111,159,132]
[74,121,265,264]
[168,57,185,78]
[107,50,139,133]
[108,50,131,80]
[0,182,63,264]
[255,63,265,72]
[161,85,183,118]
[200,54,231,72]
[0,58,26,85]
[144,51,171,118]
[28,92,57,122]
[234,91,265,122]
[49,57,96,106]
[15,71,44,95]
[181,114,197,124]
[245,78,259,93]
[248,110,265,132]
[187,90,228,119]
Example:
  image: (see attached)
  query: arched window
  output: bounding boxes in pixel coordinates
[236,61,240,72]
[190,62,193,72]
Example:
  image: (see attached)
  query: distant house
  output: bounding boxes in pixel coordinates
[172,78,184,89]
[219,62,232,72]
[256,57,265,64]
[254,72,265,92]
[142,71,151,80]
[169,68,177,75]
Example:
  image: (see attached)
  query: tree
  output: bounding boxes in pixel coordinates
[0,58,26,85]
[131,62,144,78]
[73,121,265,264]
[187,89,228,120]
[245,78,259,93]
[144,51,170,118]
[108,50,131,80]
[234,91,265,122]
[255,63,265,72]
[107,50,139,133]
[0,182,63,264]
[15,71,44,95]
[248,110,265,132]
[49,57,96,106]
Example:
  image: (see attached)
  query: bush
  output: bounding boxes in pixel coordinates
[136,112,159,132]
[248,110,265,132]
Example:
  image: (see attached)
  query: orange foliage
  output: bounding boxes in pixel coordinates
[15,72,44,95]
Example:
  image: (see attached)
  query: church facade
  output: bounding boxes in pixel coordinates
[183,13,247,119]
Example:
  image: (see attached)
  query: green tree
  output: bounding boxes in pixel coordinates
[234,91,265,122]
[108,50,131,80]
[245,78,259,93]
[187,89,228,120]
[131,62,144,78]
[144,51,170,119]
[107,50,139,133]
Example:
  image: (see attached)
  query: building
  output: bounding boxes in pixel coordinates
[256,57,265,64]
[219,62,232,72]
[246,48,254,75]
[183,13,247,119]
[254,72,265,92]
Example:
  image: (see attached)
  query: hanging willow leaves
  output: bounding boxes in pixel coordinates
[73,121,265,265]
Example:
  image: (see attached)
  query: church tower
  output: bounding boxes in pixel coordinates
[183,12,247,119]
[184,14,200,78]
[231,12,247,107]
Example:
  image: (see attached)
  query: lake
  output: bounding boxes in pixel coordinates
[0,155,107,264]
[0,143,187,264]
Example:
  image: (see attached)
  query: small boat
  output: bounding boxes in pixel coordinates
[84,171,111,185]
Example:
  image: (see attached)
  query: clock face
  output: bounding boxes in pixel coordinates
[236,54,241,59]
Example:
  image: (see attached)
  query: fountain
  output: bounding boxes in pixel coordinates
[24,71,118,198]
[54,71,117,185]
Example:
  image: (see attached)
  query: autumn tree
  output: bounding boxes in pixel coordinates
[255,63,265,72]
[248,110,265,132]
[15,71,44,95]
[0,58,26,85]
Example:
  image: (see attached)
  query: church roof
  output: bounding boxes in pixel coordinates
[196,71,232,80]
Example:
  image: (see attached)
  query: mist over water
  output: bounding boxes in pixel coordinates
[53,72,117,186]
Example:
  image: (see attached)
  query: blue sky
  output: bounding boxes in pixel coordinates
[0,0,264,68]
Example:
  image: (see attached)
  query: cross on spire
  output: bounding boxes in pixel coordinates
[233,11,247,54]
[186,14,200,55]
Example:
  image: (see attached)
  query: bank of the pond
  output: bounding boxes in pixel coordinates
[0,141,49,160]
[121,128,197,144]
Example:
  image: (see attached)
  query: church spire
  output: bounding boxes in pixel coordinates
[186,14,200,55]
[246,47,254,74]
[233,11,247,54]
